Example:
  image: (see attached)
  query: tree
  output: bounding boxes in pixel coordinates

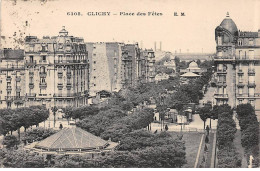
[2,149,45,168]
[63,106,73,125]
[2,135,19,149]
[198,106,211,129]
[51,106,58,127]
[22,128,57,144]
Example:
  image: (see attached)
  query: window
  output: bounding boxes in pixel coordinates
[238,39,243,46]
[249,88,255,97]
[239,75,243,83]
[249,50,254,60]
[29,77,33,83]
[29,45,34,52]
[238,88,243,95]
[30,56,34,62]
[7,102,11,108]
[239,100,243,104]
[41,78,46,83]
[249,100,255,107]
[217,36,222,45]
[248,75,255,83]
[40,66,46,73]
[42,56,46,61]
[58,55,63,62]
[93,61,96,64]
[249,39,254,46]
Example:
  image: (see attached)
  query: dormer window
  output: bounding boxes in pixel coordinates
[238,39,242,46]
[249,39,254,46]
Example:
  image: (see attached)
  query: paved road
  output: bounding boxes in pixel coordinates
[151,114,218,132]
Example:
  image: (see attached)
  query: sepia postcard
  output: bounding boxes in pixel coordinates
[0,0,259,168]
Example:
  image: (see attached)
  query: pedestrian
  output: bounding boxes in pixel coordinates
[59,123,63,130]
[165,124,168,131]
[206,125,210,135]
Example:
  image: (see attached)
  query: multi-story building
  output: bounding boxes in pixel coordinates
[139,49,156,83]
[214,13,260,119]
[0,49,25,109]
[86,42,155,96]
[23,26,89,109]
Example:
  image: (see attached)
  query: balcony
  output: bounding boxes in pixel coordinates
[16,87,21,92]
[248,82,256,88]
[54,60,88,65]
[66,83,72,89]
[39,60,48,64]
[39,72,47,78]
[57,83,63,89]
[6,86,12,91]
[26,93,36,98]
[67,72,72,78]
[25,60,37,66]
[237,94,248,98]
[58,72,63,78]
[237,82,245,88]
[53,93,75,98]
[5,96,14,101]
[237,69,244,75]
[14,96,24,104]
[29,72,34,77]
[214,94,228,99]
[6,76,12,82]
[216,69,227,74]
[39,82,47,89]
[29,83,34,89]
[248,69,255,76]
[235,55,260,61]
[216,81,227,87]
[16,77,21,82]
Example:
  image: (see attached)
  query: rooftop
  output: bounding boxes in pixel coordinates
[34,127,109,151]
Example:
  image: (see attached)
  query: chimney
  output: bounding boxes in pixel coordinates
[160,41,162,51]
[154,42,157,51]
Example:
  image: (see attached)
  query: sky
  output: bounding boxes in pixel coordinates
[0,0,260,53]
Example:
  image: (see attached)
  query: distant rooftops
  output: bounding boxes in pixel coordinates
[0,49,24,60]
[25,26,85,43]
[239,31,259,38]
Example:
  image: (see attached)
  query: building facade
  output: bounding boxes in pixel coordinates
[139,49,156,83]
[86,42,155,96]
[0,27,89,109]
[23,27,89,109]
[214,13,260,119]
[0,49,25,109]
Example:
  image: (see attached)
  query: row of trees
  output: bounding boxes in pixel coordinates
[216,105,241,168]
[76,108,128,137]
[0,106,49,139]
[2,128,57,149]
[100,108,154,142]
[76,107,154,142]
[236,104,259,167]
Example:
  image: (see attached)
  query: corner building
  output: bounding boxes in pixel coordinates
[214,13,260,120]
[24,27,89,109]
